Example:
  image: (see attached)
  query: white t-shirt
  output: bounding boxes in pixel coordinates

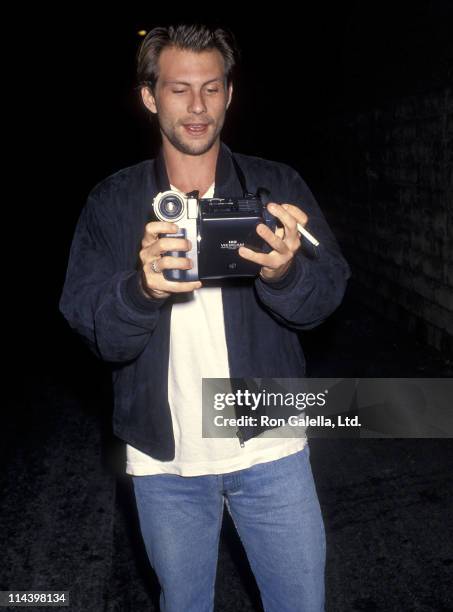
[126,182,306,476]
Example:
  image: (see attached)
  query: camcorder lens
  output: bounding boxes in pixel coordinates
[159,195,184,219]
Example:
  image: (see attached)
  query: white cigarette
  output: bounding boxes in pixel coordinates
[297,223,320,247]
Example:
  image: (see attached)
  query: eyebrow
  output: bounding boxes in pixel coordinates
[162,78,224,86]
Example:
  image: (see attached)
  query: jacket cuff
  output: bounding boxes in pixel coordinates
[257,256,301,291]
[121,271,168,313]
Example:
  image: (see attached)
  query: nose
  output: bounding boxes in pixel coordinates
[187,89,207,114]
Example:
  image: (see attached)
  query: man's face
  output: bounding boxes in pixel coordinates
[141,46,233,156]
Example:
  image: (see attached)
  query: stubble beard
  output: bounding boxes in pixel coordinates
[159,114,226,156]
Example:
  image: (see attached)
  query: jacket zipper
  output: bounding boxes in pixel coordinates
[236,428,245,448]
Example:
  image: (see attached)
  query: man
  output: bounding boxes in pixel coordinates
[59,22,350,612]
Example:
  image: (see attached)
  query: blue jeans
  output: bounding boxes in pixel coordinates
[132,445,326,611]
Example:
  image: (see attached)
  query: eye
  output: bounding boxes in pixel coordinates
[206,88,219,93]
[172,90,186,94]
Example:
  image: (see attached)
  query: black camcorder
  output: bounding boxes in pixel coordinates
[151,186,278,281]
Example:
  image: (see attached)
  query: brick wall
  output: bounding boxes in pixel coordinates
[315,87,452,353]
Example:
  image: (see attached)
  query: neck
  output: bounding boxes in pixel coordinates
[162,138,219,195]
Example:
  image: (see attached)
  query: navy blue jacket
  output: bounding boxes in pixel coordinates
[59,141,351,460]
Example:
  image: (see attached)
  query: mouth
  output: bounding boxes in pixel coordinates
[183,123,209,135]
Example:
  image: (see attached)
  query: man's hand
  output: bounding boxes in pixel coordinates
[139,221,202,299]
[238,203,308,282]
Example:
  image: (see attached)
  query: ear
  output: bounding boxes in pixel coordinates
[141,85,158,115]
[226,82,233,109]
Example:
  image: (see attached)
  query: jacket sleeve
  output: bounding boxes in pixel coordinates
[59,190,168,363]
[254,168,351,330]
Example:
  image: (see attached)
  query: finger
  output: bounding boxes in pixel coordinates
[141,240,189,265]
[275,226,285,240]
[238,245,286,269]
[144,237,192,257]
[158,255,194,271]
[256,223,289,255]
[143,221,180,244]
[158,236,191,253]
[160,280,203,293]
[281,203,308,225]
[268,204,306,249]
[267,203,298,235]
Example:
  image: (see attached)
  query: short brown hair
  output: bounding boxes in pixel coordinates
[135,22,240,93]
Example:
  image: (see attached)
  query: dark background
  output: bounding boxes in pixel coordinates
[8,1,452,367]
[3,3,453,611]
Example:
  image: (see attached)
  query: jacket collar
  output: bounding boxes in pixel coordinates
[152,140,243,197]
